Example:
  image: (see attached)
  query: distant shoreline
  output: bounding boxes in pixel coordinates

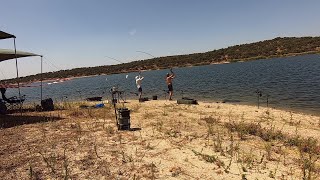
[2,36,320,84]
[13,51,320,85]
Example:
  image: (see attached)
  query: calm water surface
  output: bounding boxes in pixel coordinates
[6,54,320,115]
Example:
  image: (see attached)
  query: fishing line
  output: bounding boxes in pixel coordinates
[40,57,83,102]
[42,60,55,72]
[105,56,124,64]
[43,56,63,71]
[136,51,155,58]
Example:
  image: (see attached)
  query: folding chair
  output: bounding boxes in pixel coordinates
[6,95,26,110]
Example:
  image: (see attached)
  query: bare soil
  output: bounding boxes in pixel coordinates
[0,100,319,179]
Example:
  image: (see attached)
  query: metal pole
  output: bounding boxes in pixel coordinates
[41,56,43,102]
[13,38,22,114]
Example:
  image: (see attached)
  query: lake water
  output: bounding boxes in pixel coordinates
[6,54,320,115]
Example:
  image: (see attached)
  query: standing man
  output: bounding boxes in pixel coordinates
[166,68,175,100]
[135,71,144,99]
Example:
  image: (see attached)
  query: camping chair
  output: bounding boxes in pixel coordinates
[0,99,7,114]
[0,88,26,110]
[5,95,26,110]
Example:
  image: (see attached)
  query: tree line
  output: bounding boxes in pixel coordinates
[2,36,320,84]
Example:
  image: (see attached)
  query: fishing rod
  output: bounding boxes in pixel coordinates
[136,51,156,58]
[42,57,84,102]
[105,56,125,64]
[255,89,262,109]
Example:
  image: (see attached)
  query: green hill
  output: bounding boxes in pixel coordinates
[2,36,320,84]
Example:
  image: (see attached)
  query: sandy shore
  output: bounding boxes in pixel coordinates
[0,100,319,179]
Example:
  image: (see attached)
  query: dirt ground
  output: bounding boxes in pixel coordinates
[0,100,319,179]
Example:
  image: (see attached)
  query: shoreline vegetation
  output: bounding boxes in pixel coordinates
[1,36,320,84]
[0,100,319,179]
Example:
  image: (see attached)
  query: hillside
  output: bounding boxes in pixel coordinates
[2,36,320,84]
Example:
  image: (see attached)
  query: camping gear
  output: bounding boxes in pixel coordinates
[1,30,43,114]
[152,95,157,100]
[0,100,7,114]
[95,103,104,108]
[139,97,149,102]
[255,89,262,109]
[110,86,130,130]
[41,98,54,111]
[0,87,26,110]
[117,108,130,130]
[111,87,126,104]
[86,96,102,101]
[177,97,198,105]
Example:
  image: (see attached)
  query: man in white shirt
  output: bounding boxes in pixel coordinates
[135,71,144,99]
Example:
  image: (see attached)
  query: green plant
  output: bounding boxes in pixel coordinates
[87,108,94,118]
[155,120,164,132]
[75,121,82,144]
[224,132,235,173]
[151,162,156,180]
[192,149,225,167]
[203,116,219,125]
[238,149,255,170]
[269,170,275,178]
[265,142,273,161]
[241,174,247,180]
[29,164,33,180]
[170,166,182,177]
[162,106,168,116]
[121,151,133,163]
[63,148,69,180]
[299,151,319,180]
[39,151,57,174]
[94,139,101,159]
[145,142,154,150]
[69,108,84,117]
[213,130,223,153]
[299,138,319,154]
[105,125,115,135]
[118,133,122,144]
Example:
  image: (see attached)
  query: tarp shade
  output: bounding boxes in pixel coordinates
[0,49,40,62]
[0,30,16,39]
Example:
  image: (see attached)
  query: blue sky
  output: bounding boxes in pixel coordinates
[1,0,320,78]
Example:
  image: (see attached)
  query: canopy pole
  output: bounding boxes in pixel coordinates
[13,38,22,114]
[41,56,43,102]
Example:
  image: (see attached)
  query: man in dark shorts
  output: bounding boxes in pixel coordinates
[135,71,144,99]
[166,68,175,100]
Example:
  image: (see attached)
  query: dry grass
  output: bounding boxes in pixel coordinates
[0,100,319,179]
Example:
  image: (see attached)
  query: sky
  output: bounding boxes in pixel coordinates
[1,0,320,79]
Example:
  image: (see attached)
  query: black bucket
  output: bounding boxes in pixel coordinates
[152,95,157,100]
[117,108,130,130]
[41,98,54,111]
